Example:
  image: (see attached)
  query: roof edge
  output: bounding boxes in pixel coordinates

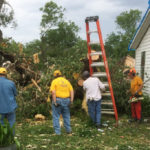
[128,4,150,51]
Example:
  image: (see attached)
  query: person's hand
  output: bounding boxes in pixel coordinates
[69,101,73,107]
[134,92,139,97]
[54,102,60,107]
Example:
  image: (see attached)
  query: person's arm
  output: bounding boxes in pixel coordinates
[68,80,74,103]
[134,84,143,95]
[98,78,105,91]
[50,80,57,105]
[70,90,74,103]
[51,90,57,105]
[12,82,17,96]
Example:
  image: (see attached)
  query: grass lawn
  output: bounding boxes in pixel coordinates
[16,114,150,150]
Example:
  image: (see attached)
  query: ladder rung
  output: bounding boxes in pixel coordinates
[101,111,115,115]
[89,42,100,45]
[90,52,102,56]
[102,91,111,96]
[85,16,99,22]
[88,30,98,34]
[103,82,109,87]
[102,109,114,111]
[101,101,113,105]
[91,62,104,67]
[92,72,107,77]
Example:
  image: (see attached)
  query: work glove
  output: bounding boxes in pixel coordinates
[134,92,139,97]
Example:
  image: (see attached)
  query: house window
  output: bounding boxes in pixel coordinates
[141,51,145,81]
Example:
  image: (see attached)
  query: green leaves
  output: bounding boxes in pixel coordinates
[0,0,16,28]
[40,1,65,30]
[40,1,79,59]
[116,9,142,36]
[105,9,142,60]
[0,120,15,147]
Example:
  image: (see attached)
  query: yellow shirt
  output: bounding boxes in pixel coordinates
[50,77,73,98]
[130,76,143,95]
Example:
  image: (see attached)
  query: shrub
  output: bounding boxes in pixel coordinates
[142,96,150,117]
[109,59,130,114]
[0,119,20,148]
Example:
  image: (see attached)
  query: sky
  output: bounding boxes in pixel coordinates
[2,0,149,44]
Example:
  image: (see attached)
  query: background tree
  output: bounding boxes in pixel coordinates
[105,9,142,59]
[40,1,79,59]
[0,0,16,42]
[24,40,41,56]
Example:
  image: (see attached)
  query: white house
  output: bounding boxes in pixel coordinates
[128,1,150,94]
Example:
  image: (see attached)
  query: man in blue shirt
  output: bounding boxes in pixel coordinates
[0,67,17,128]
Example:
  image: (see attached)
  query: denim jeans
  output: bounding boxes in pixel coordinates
[87,99,101,126]
[52,98,71,135]
[0,111,16,135]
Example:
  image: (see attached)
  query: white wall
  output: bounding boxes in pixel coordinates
[135,26,150,95]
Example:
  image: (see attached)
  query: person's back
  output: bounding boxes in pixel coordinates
[83,77,105,101]
[51,76,72,98]
[0,77,17,113]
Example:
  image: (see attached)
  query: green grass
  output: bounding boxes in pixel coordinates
[15,115,150,150]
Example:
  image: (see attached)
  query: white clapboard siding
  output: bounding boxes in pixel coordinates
[135,26,150,95]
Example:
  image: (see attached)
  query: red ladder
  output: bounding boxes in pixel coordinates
[85,16,118,121]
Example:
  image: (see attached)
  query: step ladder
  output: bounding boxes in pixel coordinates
[85,16,118,121]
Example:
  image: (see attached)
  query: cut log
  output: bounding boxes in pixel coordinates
[23,80,40,91]
[31,79,41,92]
[87,50,99,61]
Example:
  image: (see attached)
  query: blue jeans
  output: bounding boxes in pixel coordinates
[0,111,16,129]
[52,98,71,135]
[87,100,101,126]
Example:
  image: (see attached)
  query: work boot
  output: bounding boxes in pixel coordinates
[96,124,103,129]
[137,119,142,124]
[66,131,72,136]
[128,118,137,123]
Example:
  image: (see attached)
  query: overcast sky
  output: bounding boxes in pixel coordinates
[3,0,149,44]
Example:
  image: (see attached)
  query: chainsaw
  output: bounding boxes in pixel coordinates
[128,96,144,103]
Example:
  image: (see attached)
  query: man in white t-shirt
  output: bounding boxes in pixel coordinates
[82,71,105,128]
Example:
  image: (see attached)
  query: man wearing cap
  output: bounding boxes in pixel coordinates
[0,67,17,128]
[50,70,74,135]
[82,71,105,128]
[128,68,143,123]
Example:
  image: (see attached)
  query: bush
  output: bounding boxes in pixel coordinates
[0,119,20,148]
[109,59,130,114]
[142,96,150,117]
[0,121,14,147]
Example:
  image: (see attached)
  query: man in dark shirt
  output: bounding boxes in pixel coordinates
[0,67,17,128]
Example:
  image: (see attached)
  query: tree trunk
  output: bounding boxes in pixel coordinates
[0,29,3,43]
[0,0,4,11]
[0,0,4,42]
